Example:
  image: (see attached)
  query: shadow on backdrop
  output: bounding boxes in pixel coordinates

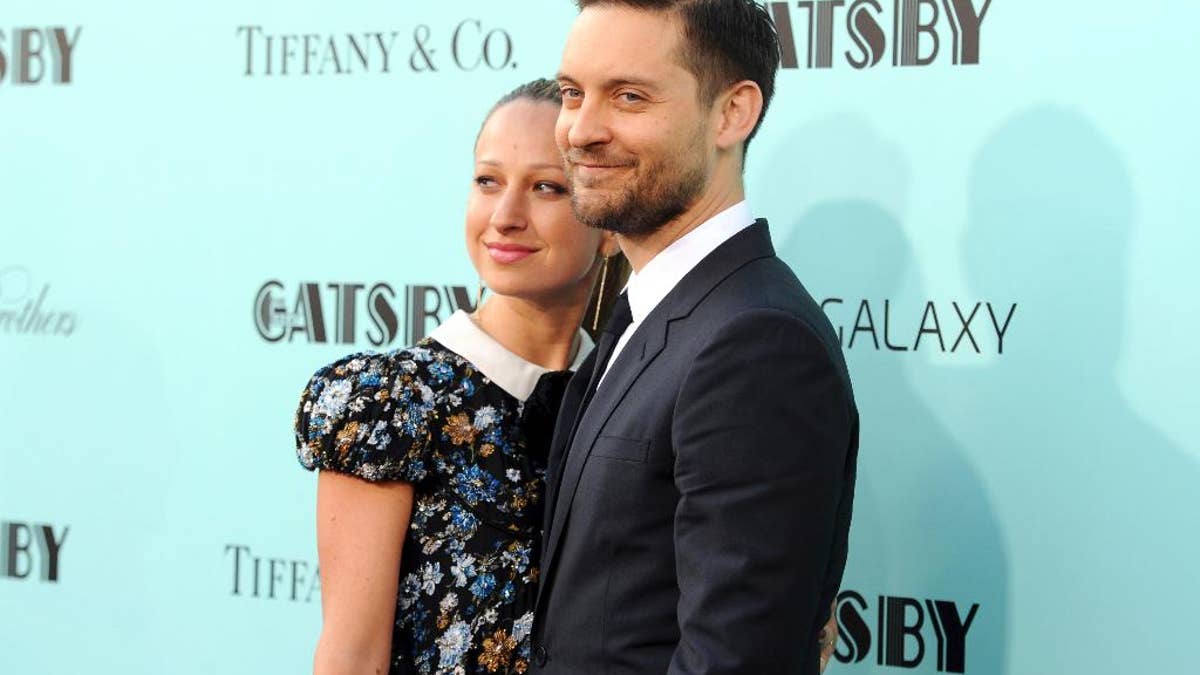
[766,115,1010,675]
[918,105,1200,674]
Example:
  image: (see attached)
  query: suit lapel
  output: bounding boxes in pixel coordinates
[541,347,596,528]
[536,219,778,610]
[539,319,667,589]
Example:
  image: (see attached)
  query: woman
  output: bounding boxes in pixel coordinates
[295,79,839,674]
[295,79,622,675]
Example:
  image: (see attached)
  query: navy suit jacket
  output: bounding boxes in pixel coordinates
[532,219,859,674]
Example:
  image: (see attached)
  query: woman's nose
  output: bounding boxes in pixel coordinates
[490,187,530,233]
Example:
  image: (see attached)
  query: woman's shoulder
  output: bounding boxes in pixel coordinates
[293,340,468,482]
[303,338,471,398]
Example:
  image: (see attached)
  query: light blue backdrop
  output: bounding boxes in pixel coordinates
[2,2,1197,674]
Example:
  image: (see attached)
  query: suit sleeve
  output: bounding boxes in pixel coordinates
[668,308,856,675]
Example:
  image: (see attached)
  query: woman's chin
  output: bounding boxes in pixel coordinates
[482,279,582,308]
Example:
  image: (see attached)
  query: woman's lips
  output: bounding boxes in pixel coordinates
[486,243,537,264]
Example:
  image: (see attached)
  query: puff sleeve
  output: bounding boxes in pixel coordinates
[294,349,439,483]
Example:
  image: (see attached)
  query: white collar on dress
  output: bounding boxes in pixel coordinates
[624,200,754,323]
[429,310,594,402]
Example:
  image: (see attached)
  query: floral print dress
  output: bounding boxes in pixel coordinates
[295,310,590,674]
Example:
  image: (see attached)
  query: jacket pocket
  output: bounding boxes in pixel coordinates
[591,435,650,464]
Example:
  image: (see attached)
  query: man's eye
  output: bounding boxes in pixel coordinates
[561,87,583,99]
[619,92,644,103]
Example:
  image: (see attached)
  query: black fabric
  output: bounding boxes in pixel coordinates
[519,370,574,465]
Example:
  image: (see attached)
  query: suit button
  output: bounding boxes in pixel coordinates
[533,643,548,667]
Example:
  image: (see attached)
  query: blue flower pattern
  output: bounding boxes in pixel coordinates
[295,338,557,674]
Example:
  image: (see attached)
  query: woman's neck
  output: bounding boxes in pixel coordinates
[472,293,587,371]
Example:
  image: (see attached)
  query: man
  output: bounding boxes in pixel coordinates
[533,1,859,674]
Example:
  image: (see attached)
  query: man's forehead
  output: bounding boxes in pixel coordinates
[560,7,687,86]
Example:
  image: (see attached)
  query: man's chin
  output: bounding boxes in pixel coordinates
[570,192,616,223]
[574,209,616,230]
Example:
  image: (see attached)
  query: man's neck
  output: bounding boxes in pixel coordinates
[620,182,745,272]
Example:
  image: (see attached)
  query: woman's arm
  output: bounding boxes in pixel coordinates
[312,470,414,675]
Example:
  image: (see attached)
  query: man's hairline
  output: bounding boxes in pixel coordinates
[564,1,759,166]
[568,2,700,91]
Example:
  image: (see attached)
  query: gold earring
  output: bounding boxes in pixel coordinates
[592,255,611,332]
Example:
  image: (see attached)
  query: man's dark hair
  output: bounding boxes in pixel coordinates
[575,0,781,151]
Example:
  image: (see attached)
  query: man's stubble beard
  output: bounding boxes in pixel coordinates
[568,134,710,238]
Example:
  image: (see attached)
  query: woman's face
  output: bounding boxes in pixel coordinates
[467,99,608,304]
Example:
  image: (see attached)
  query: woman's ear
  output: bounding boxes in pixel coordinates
[598,231,622,258]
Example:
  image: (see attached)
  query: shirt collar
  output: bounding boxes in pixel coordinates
[428,310,594,402]
[625,200,754,323]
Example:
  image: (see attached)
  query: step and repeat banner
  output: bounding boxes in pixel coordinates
[3,2,1198,674]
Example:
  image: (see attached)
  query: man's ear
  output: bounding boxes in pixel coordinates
[714,80,764,152]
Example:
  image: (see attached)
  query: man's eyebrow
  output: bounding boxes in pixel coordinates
[556,73,659,91]
[607,77,658,90]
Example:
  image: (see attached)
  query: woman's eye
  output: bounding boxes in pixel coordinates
[535,182,567,195]
[474,176,497,188]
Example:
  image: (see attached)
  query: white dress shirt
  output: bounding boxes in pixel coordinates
[598,200,754,387]
[431,310,594,402]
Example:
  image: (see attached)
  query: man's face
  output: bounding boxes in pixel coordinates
[556,6,713,236]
